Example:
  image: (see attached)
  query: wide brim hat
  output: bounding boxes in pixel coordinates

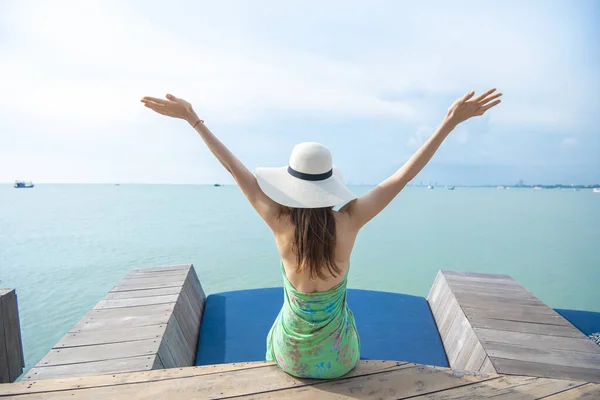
[255,142,356,208]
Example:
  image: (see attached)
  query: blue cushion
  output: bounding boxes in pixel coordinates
[195,288,448,367]
[554,308,600,336]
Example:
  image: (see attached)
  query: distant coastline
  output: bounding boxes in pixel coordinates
[406,184,600,189]
[2,182,599,189]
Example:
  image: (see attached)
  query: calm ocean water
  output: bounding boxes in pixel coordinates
[1,184,599,373]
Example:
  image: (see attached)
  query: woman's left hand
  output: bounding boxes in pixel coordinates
[141,94,197,122]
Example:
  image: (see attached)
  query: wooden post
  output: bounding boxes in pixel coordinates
[0,288,25,383]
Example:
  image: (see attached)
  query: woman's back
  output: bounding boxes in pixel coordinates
[275,210,358,293]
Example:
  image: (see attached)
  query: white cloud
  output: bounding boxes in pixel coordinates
[1,0,597,131]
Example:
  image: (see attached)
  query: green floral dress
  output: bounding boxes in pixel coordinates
[266,262,360,379]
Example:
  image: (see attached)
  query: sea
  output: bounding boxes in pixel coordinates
[1,184,599,374]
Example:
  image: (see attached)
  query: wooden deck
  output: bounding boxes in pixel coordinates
[0,289,24,383]
[22,265,206,381]
[1,360,598,399]
[428,270,600,383]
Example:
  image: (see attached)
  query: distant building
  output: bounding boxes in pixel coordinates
[517,180,524,187]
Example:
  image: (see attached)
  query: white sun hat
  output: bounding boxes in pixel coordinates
[255,142,357,208]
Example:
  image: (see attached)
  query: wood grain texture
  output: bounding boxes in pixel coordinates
[22,265,206,381]
[2,360,597,399]
[0,288,24,383]
[427,270,600,383]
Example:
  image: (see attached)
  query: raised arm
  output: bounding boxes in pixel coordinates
[341,88,502,228]
[141,94,283,229]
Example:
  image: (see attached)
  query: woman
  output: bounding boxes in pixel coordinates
[141,88,502,378]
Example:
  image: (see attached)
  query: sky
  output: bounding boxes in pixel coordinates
[1,0,599,185]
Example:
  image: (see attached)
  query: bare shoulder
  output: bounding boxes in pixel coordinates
[334,202,360,233]
[337,200,360,230]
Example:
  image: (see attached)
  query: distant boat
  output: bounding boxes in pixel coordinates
[427,185,434,189]
[533,186,543,190]
[593,188,600,193]
[446,186,455,190]
[14,180,34,189]
[214,184,222,187]
[497,186,505,190]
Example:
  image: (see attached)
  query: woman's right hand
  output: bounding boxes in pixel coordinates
[446,88,502,125]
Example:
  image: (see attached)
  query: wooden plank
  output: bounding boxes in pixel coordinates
[442,270,513,280]
[87,303,175,318]
[36,339,160,367]
[453,328,479,368]
[131,265,191,273]
[172,294,200,354]
[451,285,542,301]
[492,357,600,383]
[453,291,547,307]
[128,269,189,277]
[467,316,586,338]
[152,355,164,369]
[463,306,572,326]
[543,383,600,399]
[57,325,165,347]
[480,356,497,374]
[426,271,444,305]
[177,279,202,323]
[104,287,183,300]
[411,376,585,399]
[123,269,190,281]
[21,356,157,381]
[429,273,451,317]
[70,313,171,332]
[111,282,184,292]
[187,266,206,305]
[251,365,497,399]
[10,361,415,398]
[1,362,274,395]
[461,300,561,315]
[485,342,600,370]
[445,310,472,366]
[438,294,461,341]
[156,335,177,369]
[444,274,520,286]
[161,314,194,366]
[446,280,531,294]
[0,289,24,382]
[464,340,487,372]
[0,293,9,383]
[475,327,600,354]
[119,274,188,286]
[93,294,179,309]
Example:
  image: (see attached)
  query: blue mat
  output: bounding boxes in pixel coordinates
[195,288,449,367]
[554,308,600,336]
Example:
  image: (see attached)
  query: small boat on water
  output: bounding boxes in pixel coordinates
[214,184,222,187]
[14,181,34,189]
[533,186,543,190]
[497,186,505,190]
[593,188,600,193]
[427,185,434,189]
[446,186,455,190]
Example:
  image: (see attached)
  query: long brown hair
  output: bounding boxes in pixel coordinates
[282,207,341,280]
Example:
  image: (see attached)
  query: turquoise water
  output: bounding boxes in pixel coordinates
[1,184,599,373]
